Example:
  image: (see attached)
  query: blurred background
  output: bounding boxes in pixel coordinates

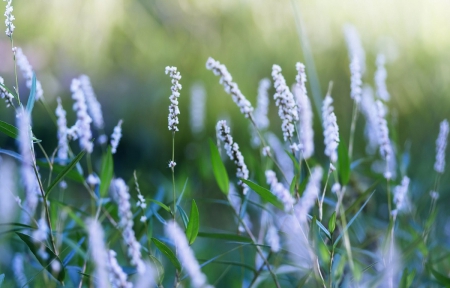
[1,0,450,285]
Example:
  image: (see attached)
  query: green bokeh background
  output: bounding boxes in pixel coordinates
[1,0,450,286]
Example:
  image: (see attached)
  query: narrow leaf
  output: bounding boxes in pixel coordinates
[186,200,200,245]
[177,205,189,229]
[149,255,165,284]
[26,73,37,113]
[152,238,181,271]
[37,160,85,183]
[240,179,284,210]
[0,120,18,139]
[426,263,450,285]
[209,139,229,194]
[334,191,375,247]
[328,212,337,234]
[99,147,114,197]
[16,232,65,283]
[45,150,86,197]
[338,137,350,185]
[148,199,171,214]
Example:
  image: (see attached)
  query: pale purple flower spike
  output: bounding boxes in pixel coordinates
[434,119,449,174]
[166,66,182,132]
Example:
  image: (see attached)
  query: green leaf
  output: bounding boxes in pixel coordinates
[209,139,229,195]
[37,160,84,183]
[197,232,252,243]
[186,200,199,245]
[240,179,284,211]
[334,191,375,247]
[0,120,18,139]
[177,205,189,229]
[16,232,65,283]
[99,147,114,197]
[328,211,336,234]
[26,73,37,113]
[337,137,350,185]
[289,174,298,195]
[45,150,86,198]
[152,238,181,271]
[148,255,165,284]
[400,268,415,288]
[148,199,171,213]
[426,263,450,286]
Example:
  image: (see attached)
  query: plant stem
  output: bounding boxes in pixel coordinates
[348,101,359,161]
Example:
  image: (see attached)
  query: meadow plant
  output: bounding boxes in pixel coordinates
[1,3,450,288]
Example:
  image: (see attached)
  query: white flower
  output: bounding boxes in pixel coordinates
[15,48,44,100]
[430,190,439,200]
[56,98,68,166]
[228,184,252,233]
[190,82,206,135]
[165,221,213,288]
[331,183,341,193]
[108,250,133,288]
[140,216,147,223]
[294,62,314,159]
[70,78,93,153]
[111,178,145,274]
[322,94,339,162]
[206,57,253,118]
[350,56,362,104]
[262,146,271,156]
[216,120,250,194]
[360,86,379,155]
[165,66,182,132]
[375,101,392,178]
[12,254,28,288]
[32,217,49,260]
[136,194,147,209]
[343,24,366,75]
[266,170,294,212]
[296,166,323,223]
[17,110,39,223]
[253,78,271,130]
[4,0,15,37]
[434,119,449,174]
[168,160,176,168]
[266,132,294,182]
[266,225,281,253]
[110,119,123,154]
[86,219,110,288]
[87,174,100,186]
[393,176,410,213]
[79,75,104,130]
[272,64,299,142]
[0,76,14,107]
[375,54,390,101]
[0,157,16,223]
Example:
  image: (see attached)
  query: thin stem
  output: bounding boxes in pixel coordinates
[348,101,359,161]
[248,252,273,288]
[9,36,21,106]
[319,167,332,221]
[172,131,176,218]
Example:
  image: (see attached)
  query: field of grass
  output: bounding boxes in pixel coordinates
[0,1,449,287]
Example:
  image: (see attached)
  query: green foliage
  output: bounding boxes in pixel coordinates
[99,147,114,197]
[0,120,18,139]
[26,74,36,113]
[240,179,284,210]
[152,238,181,271]
[209,139,229,195]
[186,200,199,245]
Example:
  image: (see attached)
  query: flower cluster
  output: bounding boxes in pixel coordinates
[343,24,366,74]
[265,170,294,212]
[17,110,39,222]
[15,48,44,101]
[272,64,298,141]
[360,86,379,154]
[266,132,294,182]
[0,157,16,223]
[295,62,314,159]
[375,100,392,178]
[392,176,410,216]
[190,82,206,135]
[375,54,390,101]
[79,75,105,130]
[434,119,449,174]
[165,221,212,288]
[87,219,109,288]
[108,250,133,288]
[206,57,253,118]
[216,120,249,194]
[254,78,271,130]
[266,225,281,253]
[0,76,14,107]
[4,0,14,37]
[228,184,252,233]
[322,95,339,162]
[295,166,323,223]
[165,66,182,132]
[70,78,93,153]
[110,119,123,154]
[32,217,49,260]
[111,178,145,274]
[350,56,362,104]
[55,98,68,166]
